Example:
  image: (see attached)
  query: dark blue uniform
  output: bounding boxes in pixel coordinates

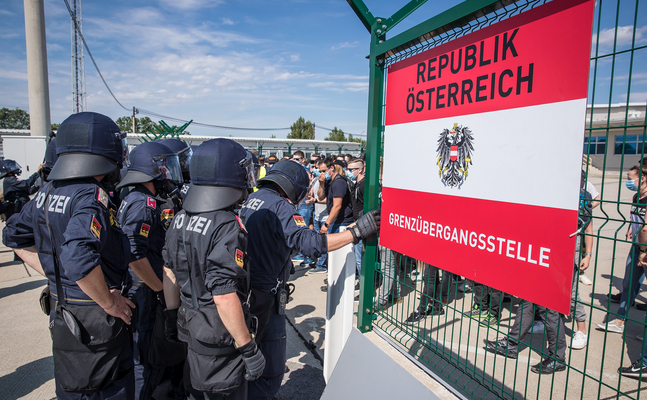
[3,172,39,218]
[239,186,327,400]
[117,185,169,400]
[2,179,134,400]
[163,208,250,400]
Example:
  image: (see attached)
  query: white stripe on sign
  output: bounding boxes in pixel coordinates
[382,98,586,211]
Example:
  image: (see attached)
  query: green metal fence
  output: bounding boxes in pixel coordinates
[355,0,647,398]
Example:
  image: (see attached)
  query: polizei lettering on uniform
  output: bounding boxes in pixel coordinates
[405,29,534,114]
[174,214,213,236]
[34,191,71,214]
[388,212,551,268]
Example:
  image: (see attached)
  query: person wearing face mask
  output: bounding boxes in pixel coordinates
[347,158,365,282]
[598,165,647,338]
[309,159,331,270]
[116,141,184,399]
[600,164,647,378]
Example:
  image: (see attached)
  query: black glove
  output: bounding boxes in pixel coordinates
[155,290,167,309]
[164,308,179,342]
[238,338,266,381]
[349,209,381,244]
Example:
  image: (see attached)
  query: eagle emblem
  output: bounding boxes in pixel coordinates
[436,123,474,189]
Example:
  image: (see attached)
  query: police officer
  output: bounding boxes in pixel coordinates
[238,160,380,400]
[0,158,42,221]
[162,138,265,400]
[116,141,183,399]
[157,138,192,197]
[2,111,135,399]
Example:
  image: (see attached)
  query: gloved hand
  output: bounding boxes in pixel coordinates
[349,209,381,244]
[237,338,266,381]
[164,308,179,342]
[155,290,166,309]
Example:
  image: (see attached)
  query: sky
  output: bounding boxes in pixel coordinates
[0,0,645,138]
[0,0,468,138]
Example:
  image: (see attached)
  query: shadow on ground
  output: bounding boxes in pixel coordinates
[0,355,53,400]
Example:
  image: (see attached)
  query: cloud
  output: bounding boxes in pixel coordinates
[331,41,359,51]
[290,54,300,62]
[159,0,224,10]
[0,69,28,80]
[592,25,647,49]
[0,10,14,16]
[221,18,235,26]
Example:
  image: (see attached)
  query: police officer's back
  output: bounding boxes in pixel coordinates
[239,160,381,400]
[2,112,135,399]
[163,138,265,400]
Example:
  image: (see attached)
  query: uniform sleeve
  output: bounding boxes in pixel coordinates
[27,172,40,188]
[276,201,327,259]
[121,200,156,262]
[2,197,36,248]
[204,220,247,297]
[60,192,109,282]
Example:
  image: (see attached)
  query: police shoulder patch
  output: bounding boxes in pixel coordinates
[96,188,108,209]
[90,215,102,239]
[235,215,247,233]
[235,249,244,268]
[293,215,306,227]
[140,223,150,237]
[161,209,174,221]
[147,197,156,209]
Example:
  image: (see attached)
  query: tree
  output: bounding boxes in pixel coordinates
[325,127,347,142]
[288,117,314,139]
[51,123,60,131]
[270,134,276,138]
[115,116,188,135]
[348,134,366,147]
[0,107,30,129]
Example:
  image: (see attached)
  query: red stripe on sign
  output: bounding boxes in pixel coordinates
[380,187,576,314]
[385,0,594,126]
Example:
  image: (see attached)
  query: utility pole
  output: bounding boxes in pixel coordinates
[313,123,316,140]
[23,0,51,136]
[132,106,137,134]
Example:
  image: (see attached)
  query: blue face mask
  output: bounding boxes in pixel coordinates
[312,169,320,177]
[325,171,331,181]
[346,170,356,181]
[626,179,638,191]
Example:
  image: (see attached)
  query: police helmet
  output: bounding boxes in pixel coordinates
[116,142,182,190]
[157,138,192,182]
[48,112,127,181]
[38,139,59,182]
[257,159,309,204]
[183,138,257,213]
[0,160,22,179]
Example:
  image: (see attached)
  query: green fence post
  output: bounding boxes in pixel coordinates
[357,19,385,334]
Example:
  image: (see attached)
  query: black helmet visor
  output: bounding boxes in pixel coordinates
[240,151,257,189]
[153,153,183,185]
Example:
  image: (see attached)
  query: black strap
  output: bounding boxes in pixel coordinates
[43,184,66,308]
[181,221,199,310]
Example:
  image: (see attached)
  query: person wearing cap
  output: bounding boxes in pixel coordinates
[267,155,278,168]
[2,112,135,399]
[116,141,183,399]
[162,138,265,400]
[0,158,43,221]
[239,160,381,400]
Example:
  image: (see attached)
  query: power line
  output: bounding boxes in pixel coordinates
[61,0,359,134]
[317,125,366,137]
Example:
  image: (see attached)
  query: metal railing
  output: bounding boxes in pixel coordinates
[355,0,647,398]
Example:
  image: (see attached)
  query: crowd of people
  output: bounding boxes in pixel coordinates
[2,111,646,399]
[372,165,647,379]
[0,111,380,400]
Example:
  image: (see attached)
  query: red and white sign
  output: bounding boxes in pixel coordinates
[380,0,595,314]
